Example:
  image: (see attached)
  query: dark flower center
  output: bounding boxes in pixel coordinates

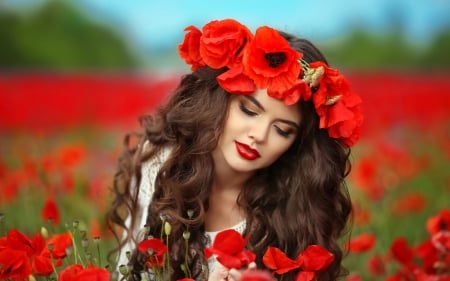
[265,52,286,68]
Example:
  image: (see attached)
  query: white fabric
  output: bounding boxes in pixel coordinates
[116,145,172,269]
[116,144,246,275]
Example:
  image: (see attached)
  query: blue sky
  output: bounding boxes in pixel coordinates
[4,0,450,51]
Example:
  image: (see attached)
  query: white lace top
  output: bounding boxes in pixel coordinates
[117,145,246,275]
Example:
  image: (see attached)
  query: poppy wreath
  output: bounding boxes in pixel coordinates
[178,18,363,147]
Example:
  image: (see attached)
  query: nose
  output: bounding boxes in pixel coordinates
[247,121,270,143]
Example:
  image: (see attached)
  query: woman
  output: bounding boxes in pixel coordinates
[107,19,363,281]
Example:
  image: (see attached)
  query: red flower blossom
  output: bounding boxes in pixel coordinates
[58,145,86,167]
[347,233,376,253]
[296,245,334,272]
[58,264,110,281]
[1,229,54,277]
[0,248,32,280]
[71,266,111,281]
[432,230,450,254]
[58,264,84,281]
[390,237,415,268]
[427,209,450,235]
[41,232,73,265]
[311,61,363,146]
[262,245,334,280]
[138,237,168,268]
[178,25,205,71]
[390,192,426,216]
[199,19,252,69]
[244,26,302,94]
[416,239,440,273]
[262,246,300,274]
[367,254,386,277]
[217,65,256,95]
[205,229,256,269]
[42,197,60,225]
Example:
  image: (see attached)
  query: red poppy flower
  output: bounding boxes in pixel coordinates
[58,145,86,167]
[177,278,196,281]
[310,61,363,147]
[71,266,111,281]
[431,230,450,254]
[416,240,439,273]
[262,246,300,274]
[367,255,386,277]
[0,248,32,280]
[426,209,450,235]
[32,254,54,276]
[294,270,315,281]
[325,94,363,147]
[244,26,302,94]
[3,229,54,276]
[178,25,205,71]
[296,245,334,272]
[390,237,414,267]
[199,19,252,69]
[390,192,426,216]
[204,229,256,269]
[268,79,312,106]
[41,232,73,265]
[241,269,274,281]
[42,197,60,225]
[138,237,167,268]
[58,264,84,281]
[217,65,256,94]
[5,229,36,255]
[347,233,376,253]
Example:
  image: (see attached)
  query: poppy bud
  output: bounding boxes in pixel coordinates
[164,221,172,236]
[41,226,49,239]
[119,264,128,275]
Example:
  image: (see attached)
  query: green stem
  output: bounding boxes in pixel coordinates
[184,238,191,278]
[165,235,170,280]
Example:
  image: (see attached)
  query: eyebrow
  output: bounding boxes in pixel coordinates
[243,95,300,129]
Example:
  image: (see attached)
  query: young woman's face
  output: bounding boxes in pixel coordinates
[213,88,301,174]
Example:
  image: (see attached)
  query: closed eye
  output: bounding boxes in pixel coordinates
[274,125,294,138]
[239,102,257,116]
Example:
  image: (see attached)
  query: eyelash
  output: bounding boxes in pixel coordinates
[239,102,293,138]
[275,126,292,138]
[239,103,257,116]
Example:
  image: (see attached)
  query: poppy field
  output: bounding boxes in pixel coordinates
[0,71,449,280]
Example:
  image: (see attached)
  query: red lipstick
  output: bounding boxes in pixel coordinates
[235,141,260,160]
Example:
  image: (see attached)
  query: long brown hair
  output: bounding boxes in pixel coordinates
[107,32,353,281]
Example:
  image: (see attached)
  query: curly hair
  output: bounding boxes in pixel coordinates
[107,32,353,281]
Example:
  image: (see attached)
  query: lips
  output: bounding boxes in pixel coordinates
[235,141,260,160]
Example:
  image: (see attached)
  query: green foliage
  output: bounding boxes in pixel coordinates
[0,0,139,70]
[321,29,450,71]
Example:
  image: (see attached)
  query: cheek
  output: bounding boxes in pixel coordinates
[267,138,295,160]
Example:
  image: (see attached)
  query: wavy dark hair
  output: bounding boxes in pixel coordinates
[107,31,353,281]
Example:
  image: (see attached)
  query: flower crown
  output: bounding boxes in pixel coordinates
[178,19,363,147]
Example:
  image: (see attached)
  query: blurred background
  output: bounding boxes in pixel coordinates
[0,0,449,280]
